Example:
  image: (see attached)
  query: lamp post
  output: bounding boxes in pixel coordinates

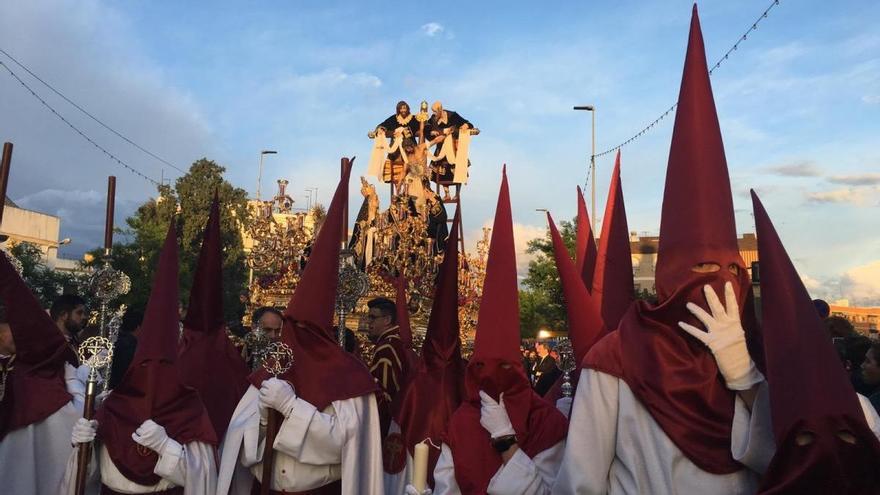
[257,150,278,200]
[573,106,596,233]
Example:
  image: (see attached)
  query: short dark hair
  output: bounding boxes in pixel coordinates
[120,308,144,334]
[825,315,856,339]
[50,294,86,321]
[367,297,397,325]
[842,336,872,370]
[253,306,283,326]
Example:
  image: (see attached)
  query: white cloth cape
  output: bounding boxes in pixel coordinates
[0,362,82,495]
[432,440,565,495]
[552,368,880,495]
[216,385,384,495]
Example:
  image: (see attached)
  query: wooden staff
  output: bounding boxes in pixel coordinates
[0,142,12,232]
[104,176,116,253]
[259,342,293,495]
[74,337,113,495]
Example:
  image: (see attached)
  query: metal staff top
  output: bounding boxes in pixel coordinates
[78,336,115,382]
[263,342,294,377]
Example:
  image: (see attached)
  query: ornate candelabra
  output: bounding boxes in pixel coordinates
[555,337,576,398]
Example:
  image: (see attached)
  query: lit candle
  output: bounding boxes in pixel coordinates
[412,441,429,492]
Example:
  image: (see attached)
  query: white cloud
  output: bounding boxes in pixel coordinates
[420,22,444,37]
[804,186,880,206]
[766,160,823,177]
[276,68,382,91]
[827,173,880,186]
[839,260,880,306]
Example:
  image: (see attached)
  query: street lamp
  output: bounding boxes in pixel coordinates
[573,105,597,233]
[257,150,278,200]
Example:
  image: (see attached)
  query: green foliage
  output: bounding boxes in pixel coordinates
[9,243,89,307]
[89,158,251,322]
[518,219,577,337]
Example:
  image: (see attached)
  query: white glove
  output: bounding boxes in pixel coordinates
[71,418,98,444]
[678,282,764,390]
[479,390,515,439]
[405,485,433,495]
[556,397,573,419]
[132,419,169,453]
[259,378,298,417]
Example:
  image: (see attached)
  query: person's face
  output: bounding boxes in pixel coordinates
[691,262,741,277]
[258,312,283,342]
[534,342,548,356]
[62,304,87,334]
[0,323,14,355]
[431,102,443,116]
[528,351,536,360]
[398,104,410,117]
[861,349,880,386]
[366,308,392,339]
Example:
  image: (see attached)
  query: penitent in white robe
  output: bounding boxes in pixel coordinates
[216,385,384,495]
[0,363,83,495]
[432,440,565,495]
[61,439,217,495]
[553,368,880,495]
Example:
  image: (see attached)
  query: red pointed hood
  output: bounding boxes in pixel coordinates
[593,151,635,330]
[0,251,72,439]
[655,5,746,303]
[178,193,249,441]
[183,192,223,334]
[423,208,463,367]
[575,186,598,290]
[446,167,567,493]
[547,212,605,366]
[584,6,749,475]
[264,157,377,411]
[395,208,466,483]
[752,191,880,494]
[395,275,413,347]
[98,221,216,485]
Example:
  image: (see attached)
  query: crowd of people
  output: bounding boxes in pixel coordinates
[1,6,879,494]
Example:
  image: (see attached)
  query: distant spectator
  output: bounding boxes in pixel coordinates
[835,335,873,395]
[825,315,857,339]
[50,294,87,346]
[109,308,143,389]
[860,342,880,413]
[813,298,831,319]
[532,341,561,397]
[252,306,284,342]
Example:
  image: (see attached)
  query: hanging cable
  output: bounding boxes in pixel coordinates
[0,60,160,185]
[0,47,186,175]
[593,0,783,160]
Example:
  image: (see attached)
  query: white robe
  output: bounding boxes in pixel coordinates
[553,368,880,495]
[61,439,217,494]
[382,420,418,495]
[0,362,83,495]
[432,440,565,495]
[216,385,384,495]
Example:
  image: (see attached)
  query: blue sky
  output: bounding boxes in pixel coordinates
[1,0,878,304]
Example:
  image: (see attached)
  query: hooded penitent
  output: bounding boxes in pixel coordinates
[548,212,606,367]
[445,167,568,494]
[249,157,378,411]
[0,251,72,440]
[394,208,467,487]
[751,191,880,494]
[592,151,635,331]
[586,5,752,475]
[97,221,217,485]
[178,193,249,441]
[575,185,598,290]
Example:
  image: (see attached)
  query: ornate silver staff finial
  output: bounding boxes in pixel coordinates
[263,342,294,377]
[555,337,576,398]
[336,249,369,347]
[78,336,115,385]
[245,325,272,370]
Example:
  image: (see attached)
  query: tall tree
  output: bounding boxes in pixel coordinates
[90,159,250,322]
[518,219,577,337]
